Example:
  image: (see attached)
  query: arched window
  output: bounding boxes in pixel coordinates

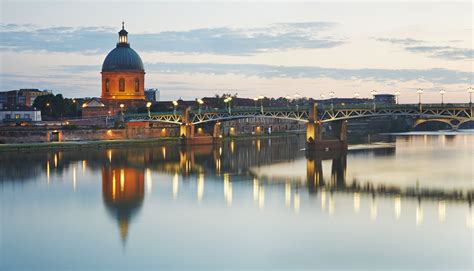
[119,78,125,92]
[105,79,109,92]
[135,79,139,92]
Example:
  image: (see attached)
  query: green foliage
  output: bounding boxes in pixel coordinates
[33,94,78,119]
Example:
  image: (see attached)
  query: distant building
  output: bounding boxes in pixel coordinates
[374,94,396,104]
[0,106,42,123]
[145,88,159,102]
[81,98,109,118]
[0,89,52,107]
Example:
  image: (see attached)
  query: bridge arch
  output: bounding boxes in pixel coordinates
[458,119,474,130]
[413,119,454,130]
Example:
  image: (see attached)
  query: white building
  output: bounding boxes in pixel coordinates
[0,109,42,123]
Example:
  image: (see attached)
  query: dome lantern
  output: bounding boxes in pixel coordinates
[118,21,129,47]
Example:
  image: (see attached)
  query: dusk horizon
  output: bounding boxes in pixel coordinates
[1,1,472,103]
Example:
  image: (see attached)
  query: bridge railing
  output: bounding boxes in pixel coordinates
[125,103,471,118]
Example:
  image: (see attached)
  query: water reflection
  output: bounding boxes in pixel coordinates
[102,166,144,243]
[1,135,473,246]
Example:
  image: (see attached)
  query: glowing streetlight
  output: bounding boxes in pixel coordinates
[394,90,401,105]
[329,91,335,111]
[172,100,178,114]
[197,98,204,114]
[294,93,302,111]
[224,97,232,113]
[371,90,378,111]
[258,95,264,113]
[417,88,423,111]
[439,89,446,106]
[145,102,152,117]
[253,97,259,108]
[285,95,291,107]
[468,86,474,104]
[119,103,125,116]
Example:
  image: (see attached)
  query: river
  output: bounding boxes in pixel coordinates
[1,131,473,270]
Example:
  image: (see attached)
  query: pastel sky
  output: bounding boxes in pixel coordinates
[0,0,472,102]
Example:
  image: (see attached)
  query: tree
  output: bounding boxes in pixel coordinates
[33,94,78,119]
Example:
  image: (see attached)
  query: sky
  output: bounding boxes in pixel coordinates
[0,0,472,102]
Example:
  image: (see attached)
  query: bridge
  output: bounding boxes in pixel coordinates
[125,103,473,148]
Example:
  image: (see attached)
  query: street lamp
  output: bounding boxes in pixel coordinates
[370,90,378,111]
[394,90,401,105]
[172,100,178,114]
[258,95,264,113]
[294,93,302,111]
[224,97,232,114]
[468,86,474,105]
[354,92,360,99]
[253,97,258,109]
[197,98,204,114]
[417,88,423,111]
[329,91,335,111]
[285,95,291,107]
[146,102,152,117]
[439,89,446,106]
[119,103,125,116]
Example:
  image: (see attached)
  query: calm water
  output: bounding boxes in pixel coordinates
[1,132,473,270]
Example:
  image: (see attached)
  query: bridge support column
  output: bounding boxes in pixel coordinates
[329,120,348,150]
[180,123,195,138]
[306,102,323,143]
[213,122,222,138]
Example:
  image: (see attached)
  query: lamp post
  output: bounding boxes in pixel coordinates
[119,103,125,116]
[370,90,377,111]
[146,102,152,118]
[172,100,178,115]
[224,97,232,114]
[294,93,301,111]
[197,98,204,114]
[394,90,401,105]
[258,95,264,113]
[468,86,474,105]
[439,89,446,106]
[285,95,291,107]
[329,91,335,111]
[253,97,258,109]
[417,88,423,111]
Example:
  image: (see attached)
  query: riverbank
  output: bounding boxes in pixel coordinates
[0,132,305,152]
[0,137,180,152]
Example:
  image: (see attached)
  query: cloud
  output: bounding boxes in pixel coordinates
[0,22,344,55]
[376,37,472,60]
[405,46,473,60]
[375,38,423,46]
[59,62,472,85]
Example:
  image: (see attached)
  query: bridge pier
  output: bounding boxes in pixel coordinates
[306,102,348,152]
[180,107,223,145]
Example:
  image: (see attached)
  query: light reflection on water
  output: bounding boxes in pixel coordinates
[0,133,473,270]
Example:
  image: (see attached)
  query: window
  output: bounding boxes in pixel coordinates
[135,79,139,92]
[119,79,125,92]
[24,114,30,119]
[5,114,11,119]
[15,114,21,119]
[105,79,110,92]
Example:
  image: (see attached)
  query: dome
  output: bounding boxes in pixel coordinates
[102,46,144,72]
[101,22,144,72]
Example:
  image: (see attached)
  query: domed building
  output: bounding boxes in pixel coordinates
[83,23,146,118]
[101,23,145,101]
